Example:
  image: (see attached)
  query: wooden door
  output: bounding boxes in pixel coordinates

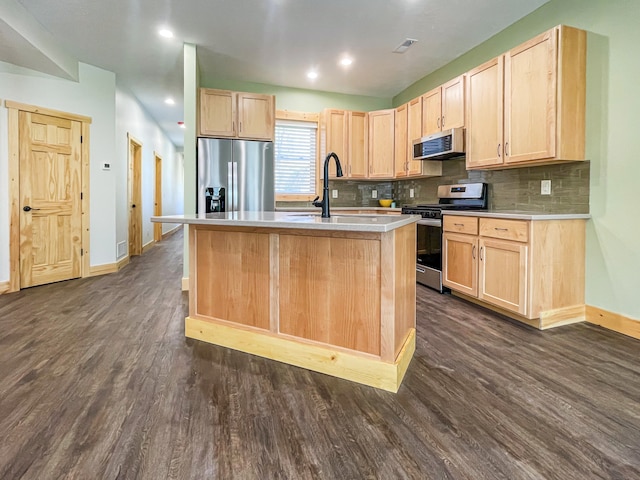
[128,135,142,256]
[368,110,395,178]
[394,103,408,177]
[442,233,478,297]
[19,111,82,287]
[478,237,528,315]
[421,87,442,136]
[466,56,505,169]
[441,75,465,130]
[347,111,367,178]
[505,29,557,164]
[322,109,347,179]
[237,92,275,140]
[199,88,236,137]
[154,153,162,243]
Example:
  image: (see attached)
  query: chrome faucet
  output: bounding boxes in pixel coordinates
[313,152,343,218]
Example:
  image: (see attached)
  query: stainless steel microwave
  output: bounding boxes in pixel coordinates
[412,127,465,160]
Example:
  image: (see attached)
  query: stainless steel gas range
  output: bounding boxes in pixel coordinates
[402,183,487,292]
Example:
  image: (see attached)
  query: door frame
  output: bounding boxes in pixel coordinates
[127,133,143,256]
[154,152,163,242]
[5,100,91,293]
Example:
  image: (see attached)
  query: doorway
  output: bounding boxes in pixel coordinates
[154,152,163,242]
[5,101,91,292]
[128,134,143,257]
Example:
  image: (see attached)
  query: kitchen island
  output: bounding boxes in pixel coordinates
[152,212,419,392]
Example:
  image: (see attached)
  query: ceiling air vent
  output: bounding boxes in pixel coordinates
[393,38,418,54]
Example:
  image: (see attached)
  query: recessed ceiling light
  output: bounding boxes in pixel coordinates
[159,28,174,38]
[165,98,175,105]
[339,57,353,67]
[307,70,318,80]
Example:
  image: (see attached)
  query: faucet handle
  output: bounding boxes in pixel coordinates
[312,196,322,207]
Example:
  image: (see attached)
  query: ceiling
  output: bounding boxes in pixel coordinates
[3,0,549,147]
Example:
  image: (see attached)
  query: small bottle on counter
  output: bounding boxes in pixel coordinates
[391,201,396,208]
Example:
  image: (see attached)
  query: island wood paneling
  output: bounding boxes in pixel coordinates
[278,234,381,355]
[193,228,270,330]
[392,224,416,359]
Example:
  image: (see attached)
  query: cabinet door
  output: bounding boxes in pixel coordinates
[441,75,465,130]
[443,233,478,297]
[322,109,348,179]
[237,92,275,140]
[368,110,395,178]
[478,238,528,315]
[421,87,442,136]
[466,56,504,169]
[504,29,557,164]
[348,111,368,178]
[394,103,408,177]
[199,89,236,137]
[407,97,423,176]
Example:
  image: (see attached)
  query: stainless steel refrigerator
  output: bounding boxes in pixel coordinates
[197,138,275,213]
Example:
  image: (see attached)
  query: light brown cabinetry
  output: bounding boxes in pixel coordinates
[199,88,275,140]
[368,109,395,178]
[443,214,586,328]
[394,103,408,177]
[421,75,465,136]
[320,109,367,179]
[466,25,586,170]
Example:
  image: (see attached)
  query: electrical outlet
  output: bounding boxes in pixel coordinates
[410,188,415,198]
[332,189,338,198]
[541,180,551,195]
[372,190,378,199]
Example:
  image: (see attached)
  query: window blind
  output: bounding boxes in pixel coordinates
[274,120,317,195]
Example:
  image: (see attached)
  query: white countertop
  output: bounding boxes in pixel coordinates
[443,210,591,221]
[276,206,403,213]
[151,212,419,232]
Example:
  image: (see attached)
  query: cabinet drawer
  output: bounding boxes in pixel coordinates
[479,218,529,242]
[443,216,478,234]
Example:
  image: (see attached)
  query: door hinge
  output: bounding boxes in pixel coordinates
[81,135,83,143]
[81,248,84,256]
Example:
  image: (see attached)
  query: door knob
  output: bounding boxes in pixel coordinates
[132,204,136,208]
[23,206,40,212]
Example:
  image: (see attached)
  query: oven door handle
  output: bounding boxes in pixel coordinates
[417,219,442,227]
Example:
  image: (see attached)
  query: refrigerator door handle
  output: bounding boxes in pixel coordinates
[227,161,234,211]
[232,161,238,211]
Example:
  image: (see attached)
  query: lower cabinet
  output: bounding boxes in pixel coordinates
[443,215,586,327]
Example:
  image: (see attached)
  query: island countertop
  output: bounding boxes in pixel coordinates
[151,211,420,232]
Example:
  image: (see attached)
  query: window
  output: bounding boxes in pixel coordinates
[274,119,317,200]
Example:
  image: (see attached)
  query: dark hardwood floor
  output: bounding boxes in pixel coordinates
[1,230,639,480]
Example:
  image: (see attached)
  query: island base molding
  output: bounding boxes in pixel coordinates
[453,292,585,329]
[186,316,416,393]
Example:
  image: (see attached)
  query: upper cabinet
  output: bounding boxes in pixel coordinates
[199,88,275,141]
[319,109,367,179]
[368,109,395,178]
[394,103,409,177]
[421,75,465,136]
[466,25,586,170]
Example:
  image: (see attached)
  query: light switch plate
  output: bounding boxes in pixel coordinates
[102,162,111,171]
[332,189,338,198]
[541,180,551,195]
[410,188,415,198]
[372,190,378,199]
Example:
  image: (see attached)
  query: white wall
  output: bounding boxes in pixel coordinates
[0,61,117,280]
[115,86,184,258]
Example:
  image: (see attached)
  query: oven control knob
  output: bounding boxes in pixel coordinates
[429,211,436,218]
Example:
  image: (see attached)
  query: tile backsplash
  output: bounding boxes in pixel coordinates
[277,158,590,214]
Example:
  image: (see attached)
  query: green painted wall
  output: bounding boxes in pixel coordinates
[201,77,391,112]
[395,0,640,320]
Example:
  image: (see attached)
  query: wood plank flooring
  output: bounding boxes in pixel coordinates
[1,229,639,479]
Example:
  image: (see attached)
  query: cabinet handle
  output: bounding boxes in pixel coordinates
[454,223,464,227]
[505,142,509,156]
[472,245,476,259]
[437,117,440,128]
[239,121,242,132]
[494,227,508,231]
[349,165,352,175]
[442,116,445,128]
[232,121,235,132]
[369,165,372,174]
[497,144,502,157]
[480,246,484,261]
